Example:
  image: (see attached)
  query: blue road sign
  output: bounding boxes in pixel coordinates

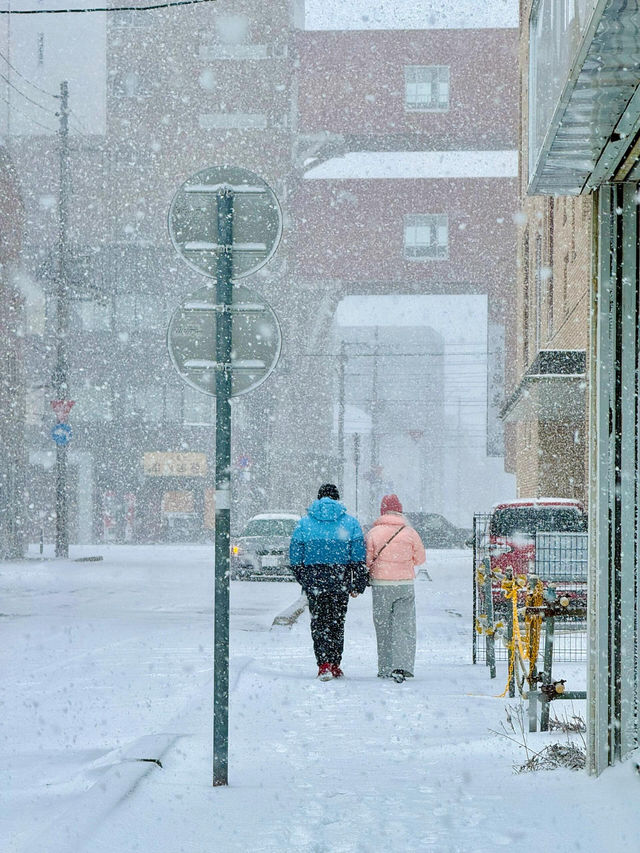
[51,422,72,446]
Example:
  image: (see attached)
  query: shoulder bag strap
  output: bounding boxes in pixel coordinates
[370,525,406,566]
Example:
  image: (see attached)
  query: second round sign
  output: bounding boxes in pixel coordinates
[167,284,281,398]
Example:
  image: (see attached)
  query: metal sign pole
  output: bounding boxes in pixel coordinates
[213,188,233,787]
[167,166,283,788]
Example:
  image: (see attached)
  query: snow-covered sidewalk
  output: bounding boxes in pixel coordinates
[1,546,638,852]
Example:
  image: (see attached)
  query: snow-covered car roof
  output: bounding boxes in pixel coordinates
[248,512,301,521]
[490,497,584,511]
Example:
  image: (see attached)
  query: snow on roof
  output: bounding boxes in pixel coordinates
[491,498,585,511]
[304,0,519,31]
[304,150,518,180]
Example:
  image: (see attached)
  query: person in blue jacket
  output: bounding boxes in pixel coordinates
[289,483,366,681]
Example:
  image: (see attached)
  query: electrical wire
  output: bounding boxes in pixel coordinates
[0,91,57,132]
[0,0,217,13]
[0,49,59,98]
[0,69,58,115]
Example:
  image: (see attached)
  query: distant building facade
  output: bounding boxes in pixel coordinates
[0,148,25,558]
[3,0,296,541]
[291,19,519,515]
[1,1,519,541]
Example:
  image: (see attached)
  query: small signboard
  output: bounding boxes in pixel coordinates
[166,283,281,398]
[168,165,282,280]
[143,452,208,477]
[51,422,72,446]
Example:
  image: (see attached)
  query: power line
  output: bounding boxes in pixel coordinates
[0,91,57,132]
[0,49,59,99]
[0,0,216,13]
[0,69,58,115]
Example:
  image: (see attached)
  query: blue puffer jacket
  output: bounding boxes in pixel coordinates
[289,498,366,594]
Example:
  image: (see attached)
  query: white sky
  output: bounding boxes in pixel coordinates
[305,150,519,180]
[304,0,519,31]
[0,0,106,136]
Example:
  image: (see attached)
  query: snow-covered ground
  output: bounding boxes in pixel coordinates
[1,546,638,852]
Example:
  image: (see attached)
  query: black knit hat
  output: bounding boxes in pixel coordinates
[318,483,340,500]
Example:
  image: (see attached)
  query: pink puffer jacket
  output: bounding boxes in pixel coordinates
[365,513,426,581]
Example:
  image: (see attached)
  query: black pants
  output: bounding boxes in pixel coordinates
[307,590,349,666]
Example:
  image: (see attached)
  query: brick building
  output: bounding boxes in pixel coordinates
[502,0,591,506]
[291,16,519,518]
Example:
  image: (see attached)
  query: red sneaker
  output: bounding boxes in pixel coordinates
[330,664,344,678]
[317,663,333,681]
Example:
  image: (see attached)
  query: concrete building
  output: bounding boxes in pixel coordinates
[336,323,445,519]
[523,0,640,773]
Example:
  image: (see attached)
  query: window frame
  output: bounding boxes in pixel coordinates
[404,65,450,113]
[404,213,449,261]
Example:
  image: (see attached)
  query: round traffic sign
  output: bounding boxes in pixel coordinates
[168,166,282,280]
[51,422,72,446]
[166,284,281,397]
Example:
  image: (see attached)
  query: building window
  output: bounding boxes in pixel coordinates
[404,214,448,260]
[404,66,450,112]
[535,233,542,351]
[563,252,569,315]
[111,71,148,99]
[183,386,214,425]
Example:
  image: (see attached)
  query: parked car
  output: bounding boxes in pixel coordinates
[404,512,472,549]
[230,512,301,581]
[485,497,588,612]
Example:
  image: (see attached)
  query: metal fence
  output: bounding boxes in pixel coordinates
[535,532,588,583]
[473,516,588,667]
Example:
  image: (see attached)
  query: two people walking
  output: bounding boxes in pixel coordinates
[290,485,425,682]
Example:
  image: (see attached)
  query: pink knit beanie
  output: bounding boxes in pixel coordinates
[380,494,403,514]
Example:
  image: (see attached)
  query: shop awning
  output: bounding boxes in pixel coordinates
[501,350,587,422]
[529,0,640,195]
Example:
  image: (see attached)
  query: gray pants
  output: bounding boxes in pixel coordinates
[371,583,416,677]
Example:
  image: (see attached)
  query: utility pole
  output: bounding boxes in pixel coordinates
[213,188,233,787]
[337,340,346,493]
[53,81,70,559]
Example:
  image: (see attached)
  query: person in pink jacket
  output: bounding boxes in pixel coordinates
[365,494,426,682]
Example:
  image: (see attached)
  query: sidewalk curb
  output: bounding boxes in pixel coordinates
[271,593,308,628]
[19,733,182,853]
